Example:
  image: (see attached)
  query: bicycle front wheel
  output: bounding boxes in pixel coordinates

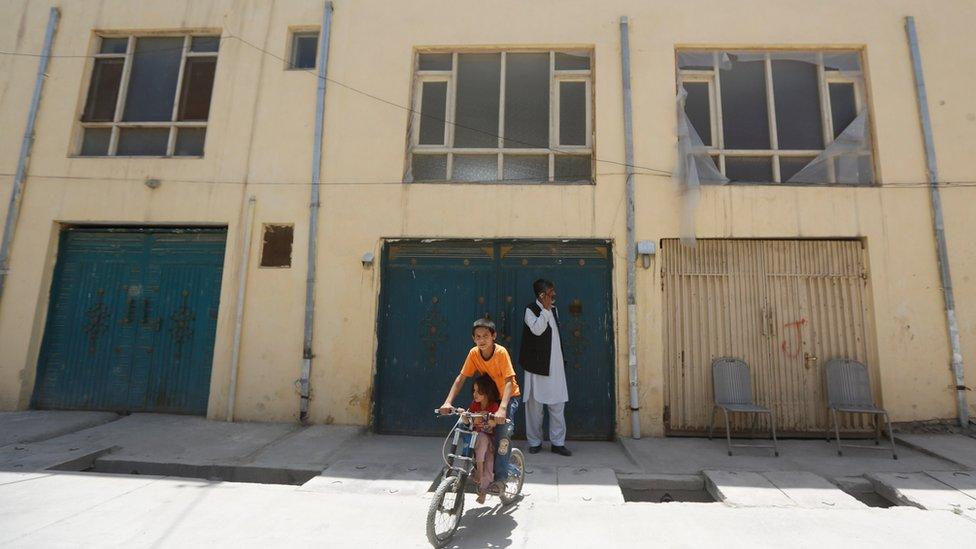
[426,474,465,547]
[499,448,525,505]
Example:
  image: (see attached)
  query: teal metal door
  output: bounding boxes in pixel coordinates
[375,240,614,438]
[32,228,226,415]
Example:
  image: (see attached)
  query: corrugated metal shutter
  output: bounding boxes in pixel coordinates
[663,239,878,434]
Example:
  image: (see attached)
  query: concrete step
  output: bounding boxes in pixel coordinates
[868,472,976,519]
[762,471,866,509]
[705,470,866,509]
[704,471,796,507]
[555,466,624,504]
[299,460,439,496]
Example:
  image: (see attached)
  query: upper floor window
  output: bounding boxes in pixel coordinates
[408,50,593,184]
[289,31,319,70]
[79,34,219,157]
[676,50,873,185]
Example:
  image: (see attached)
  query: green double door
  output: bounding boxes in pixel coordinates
[375,240,615,439]
[32,228,226,415]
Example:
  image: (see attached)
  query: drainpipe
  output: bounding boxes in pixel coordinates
[300,1,333,424]
[905,17,969,427]
[619,16,641,439]
[0,7,60,305]
[227,195,256,422]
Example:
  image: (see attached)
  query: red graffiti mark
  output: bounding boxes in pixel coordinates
[780,319,806,358]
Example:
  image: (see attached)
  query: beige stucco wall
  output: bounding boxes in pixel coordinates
[0,0,973,434]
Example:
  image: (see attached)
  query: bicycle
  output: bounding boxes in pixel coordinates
[426,408,525,548]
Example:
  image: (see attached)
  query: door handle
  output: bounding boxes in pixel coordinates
[141,298,161,332]
[804,353,818,370]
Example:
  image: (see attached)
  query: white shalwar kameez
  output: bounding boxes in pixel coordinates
[524,300,569,447]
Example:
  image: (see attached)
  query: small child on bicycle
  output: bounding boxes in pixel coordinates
[464,374,501,503]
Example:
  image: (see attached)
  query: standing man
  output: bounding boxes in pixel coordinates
[518,279,572,456]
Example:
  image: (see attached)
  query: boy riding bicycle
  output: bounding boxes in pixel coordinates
[438,318,521,494]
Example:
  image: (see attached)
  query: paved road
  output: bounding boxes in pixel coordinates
[2,471,975,548]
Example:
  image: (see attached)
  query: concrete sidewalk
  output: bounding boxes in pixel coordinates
[2,469,976,548]
[1,411,971,501]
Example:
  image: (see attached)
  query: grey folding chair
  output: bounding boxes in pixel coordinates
[825,358,897,459]
[707,358,779,457]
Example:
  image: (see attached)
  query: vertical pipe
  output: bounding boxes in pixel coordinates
[905,16,968,426]
[300,1,334,424]
[619,16,641,439]
[0,7,60,304]
[227,195,256,422]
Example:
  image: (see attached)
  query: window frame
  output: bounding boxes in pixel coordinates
[408,49,594,184]
[676,49,871,184]
[78,33,219,158]
[288,30,320,70]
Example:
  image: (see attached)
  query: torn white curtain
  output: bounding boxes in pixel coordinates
[787,111,871,184]
[675,87,728,246]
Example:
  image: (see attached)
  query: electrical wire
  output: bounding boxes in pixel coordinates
[0,171,973,189]
[2,33,673,176]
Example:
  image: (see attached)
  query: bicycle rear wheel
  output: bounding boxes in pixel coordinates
[499,448,524,505]
[426,474,465,547]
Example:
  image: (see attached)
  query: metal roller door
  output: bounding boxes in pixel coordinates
[662,239,879,434]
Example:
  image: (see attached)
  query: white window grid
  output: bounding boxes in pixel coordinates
[409,50,593,182]
[80,34,217,157]
[677,50,870,184]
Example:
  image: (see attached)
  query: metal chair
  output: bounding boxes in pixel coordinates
[707,358,779,457]
[825,358,897,459]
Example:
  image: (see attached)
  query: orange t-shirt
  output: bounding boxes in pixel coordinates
[460,344,521,398]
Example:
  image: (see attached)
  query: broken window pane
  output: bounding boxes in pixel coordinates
[174,128,206,156]
[779,156,816,182]
[503,155,548,181]
[82,58,124,122]
[117,127,169,155]
[291,33,318,69]
[418,81,447,145]
[559,81,586,146]
[418,53,452,71]
[178,57,217,121]
[683,82,712,146]
[555,52,590,70]
[555,155,592,182]
[190,36,220,53]
[411,154,447,181]
[80,128,111,156]
[824,52,860,71]
[99,37,128,54]
[261,225,294,267]
[725,157,772,182]
[829,83,858,139]
[772,60,823,150]
[123,37,183,122]
[720,59,769,149]
[504,53,549,149]
[453,155,497,181]
[678,52,718,70]
[454,54,500,148]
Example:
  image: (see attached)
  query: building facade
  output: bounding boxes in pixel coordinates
[0,0,973,437]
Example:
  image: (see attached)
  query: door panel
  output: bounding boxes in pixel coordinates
[33,228,225,415]
[375,242,494,435]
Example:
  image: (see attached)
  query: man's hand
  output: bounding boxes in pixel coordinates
[438,403,455,415]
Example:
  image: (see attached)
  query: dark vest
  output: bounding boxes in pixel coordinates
[518,302,561,376]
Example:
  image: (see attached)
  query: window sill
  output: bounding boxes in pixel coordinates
[705,181,876,188]
[407,179,594,186]
[69,155,205,160]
